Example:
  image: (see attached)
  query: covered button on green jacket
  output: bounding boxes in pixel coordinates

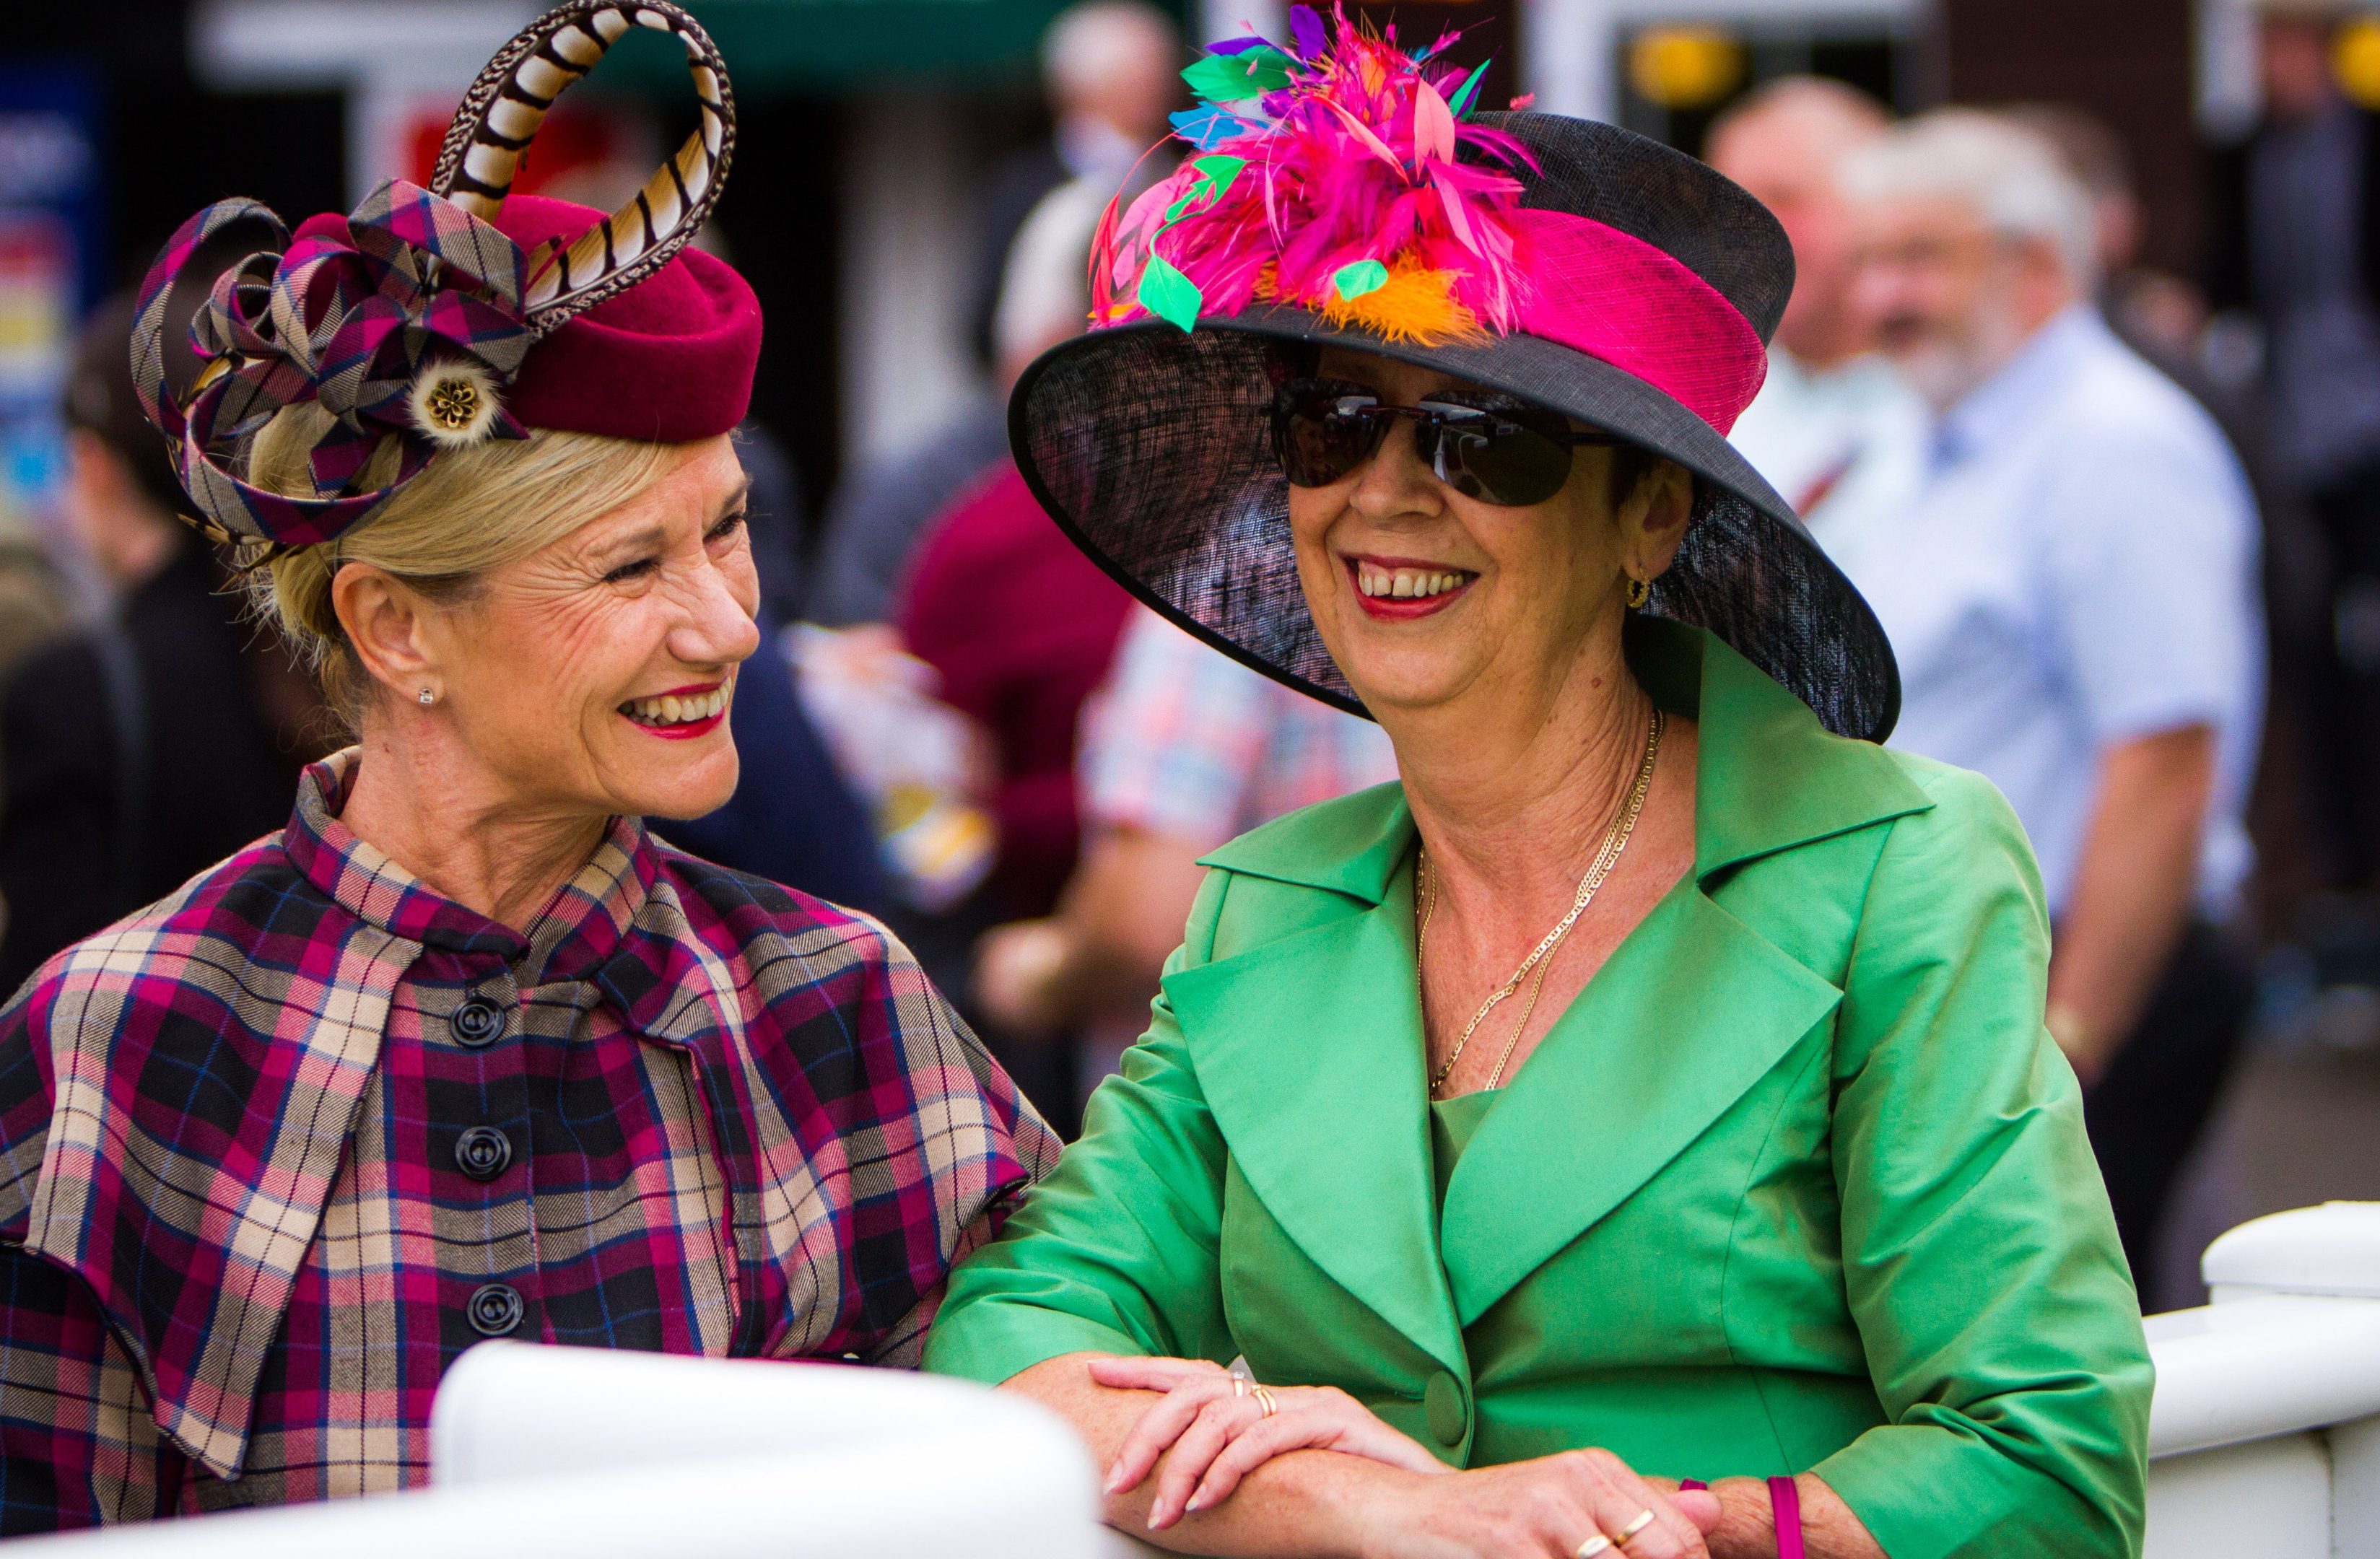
[925,621,2153,1559]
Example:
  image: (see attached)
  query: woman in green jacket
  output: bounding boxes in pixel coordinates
[924,17,2151,1558]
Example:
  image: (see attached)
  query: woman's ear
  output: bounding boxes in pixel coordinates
[1618,458,1694,581]
[331,564,437,705]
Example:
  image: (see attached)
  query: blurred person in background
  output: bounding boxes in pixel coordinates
[1707,78,1925,545]
[2023,102,2335,923]
[2210,0,2380,900]
[0,511,64,706]
[972,605,1399,1089]
[894,175,1138,1134]
[0,294,329,997]
[807,1,1180,632]
[1841,110,2265,1302]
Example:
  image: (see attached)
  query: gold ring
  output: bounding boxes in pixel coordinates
[1574,1539,1613,1558]
[1250,1383,1278,1418]
[1231,1375,1247,1399]
[1613,1509,1657,1546]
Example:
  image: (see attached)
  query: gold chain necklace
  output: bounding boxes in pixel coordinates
[1418,707,1665,1097]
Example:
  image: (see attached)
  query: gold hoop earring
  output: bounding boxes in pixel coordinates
[1624,575,1650,611]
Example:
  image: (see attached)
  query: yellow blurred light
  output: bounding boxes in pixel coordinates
[1629,27,1748,110]
[2336,16,2380,108]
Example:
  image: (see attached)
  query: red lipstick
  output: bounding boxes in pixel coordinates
[1343,554,1475,621]
[621,677,732,741]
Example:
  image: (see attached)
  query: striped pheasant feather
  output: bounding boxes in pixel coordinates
[430,1,735,331]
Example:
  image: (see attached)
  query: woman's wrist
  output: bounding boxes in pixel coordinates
[1701,1476,1780,1559]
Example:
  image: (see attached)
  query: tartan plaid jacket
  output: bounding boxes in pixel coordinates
[0,754,1058,1528]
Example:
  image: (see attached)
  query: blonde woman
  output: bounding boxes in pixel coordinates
[0,4,1052,1527]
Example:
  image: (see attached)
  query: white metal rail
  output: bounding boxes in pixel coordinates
[9,1202,2379,1556]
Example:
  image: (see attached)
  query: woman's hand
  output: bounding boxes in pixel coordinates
[1356,1451,1722,1559]
[1090,1355,1449,1529]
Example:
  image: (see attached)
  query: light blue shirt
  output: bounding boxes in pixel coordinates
[1823,306,2265,916]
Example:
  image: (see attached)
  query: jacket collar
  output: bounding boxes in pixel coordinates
[1200,619,1933,901]
[287,750,656,983]
[1172,622,1933,1366]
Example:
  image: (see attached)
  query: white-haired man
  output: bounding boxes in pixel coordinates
[1839,110,2265,1303]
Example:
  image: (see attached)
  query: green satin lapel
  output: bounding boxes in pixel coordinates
[1161,879,1466,1376]
[1439,883,1845,1325]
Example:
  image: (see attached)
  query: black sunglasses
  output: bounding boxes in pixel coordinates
[1269,377,1615,507]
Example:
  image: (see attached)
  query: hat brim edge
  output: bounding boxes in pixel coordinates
[1010,310,1903,742]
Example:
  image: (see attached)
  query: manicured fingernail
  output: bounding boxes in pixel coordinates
[1104,1464,1125,1493]
[1186,1493,1210,1514]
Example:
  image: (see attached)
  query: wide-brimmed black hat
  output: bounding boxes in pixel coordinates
[1009,53,1899,742]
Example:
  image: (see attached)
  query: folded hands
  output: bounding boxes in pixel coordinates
[1089,1355,1723,1559]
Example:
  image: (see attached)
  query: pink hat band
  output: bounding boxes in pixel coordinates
[1511,209,1768,437]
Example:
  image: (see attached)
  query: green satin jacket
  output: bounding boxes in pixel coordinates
[925,621,2153,1559]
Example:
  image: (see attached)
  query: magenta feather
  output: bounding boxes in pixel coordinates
[1092,2,1535,335]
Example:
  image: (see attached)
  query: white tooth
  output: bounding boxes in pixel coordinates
[1358,569,1378,596]
[662,696,683,722]
[707,691,724,717]
[1435,573,1453,595]
[1392,574,1416,598]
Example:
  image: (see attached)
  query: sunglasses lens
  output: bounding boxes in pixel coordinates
[1428,411,1576,507]
[1273,382,1387,488]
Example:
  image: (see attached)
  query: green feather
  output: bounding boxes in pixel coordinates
[1333,260,1390,300]
[1449,60,1491,118]
[1138,256,1205,333]
[1182,46,1293,105]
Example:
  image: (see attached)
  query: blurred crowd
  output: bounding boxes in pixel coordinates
[1,0,2376,1310]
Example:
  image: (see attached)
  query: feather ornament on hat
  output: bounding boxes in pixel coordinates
[128,0,745,555]
[1091,3,1534,346]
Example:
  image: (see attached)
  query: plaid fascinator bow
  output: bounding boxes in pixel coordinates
[130,185,536,550]
[128,0,736,553]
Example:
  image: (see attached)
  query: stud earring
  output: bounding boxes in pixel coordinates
[418,688,437,706]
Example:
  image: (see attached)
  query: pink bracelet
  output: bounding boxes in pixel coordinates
[1671,1478,1803,1559]
[1769,1475,1805,1559]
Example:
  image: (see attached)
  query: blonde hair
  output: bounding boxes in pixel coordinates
[247,403,672,724]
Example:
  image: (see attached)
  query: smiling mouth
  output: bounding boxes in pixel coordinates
[619,677,732,735]
[1345,556,1477,616]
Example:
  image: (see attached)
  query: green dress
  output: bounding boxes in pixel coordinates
[925,621,2153,1559]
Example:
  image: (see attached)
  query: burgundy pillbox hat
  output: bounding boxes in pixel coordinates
[286,196,762,446]
[130,1,757,553]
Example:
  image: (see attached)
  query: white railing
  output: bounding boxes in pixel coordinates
[8,1345,1107,1558]
[2144,1201,2380,1558]
[12,1202,2380,1557]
